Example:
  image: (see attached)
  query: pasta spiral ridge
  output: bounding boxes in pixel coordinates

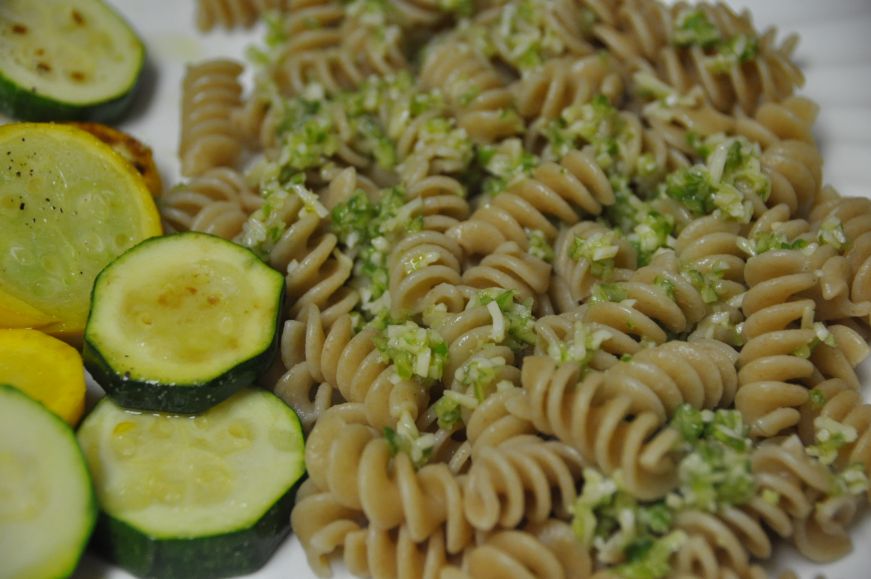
[450,149,615,257]
[550,221,636,312]
[518,356,677,499]
[734,96,819,149]
[446,520,593,579]
[810,196,871,307]
[305,403,474,553]
[737,248,869,438]
[800,379,871,498]
[461,241,552,304]
[269,1,407,98]
[654,2,803,114]
[760,138,822,218]
[195,0,291,31]
[388,230,465,318]
[179,59,246,177]
[463,435,584,531]
[674,214,746,288]
[420,40,520,143]
[673,435,852,575]
[159,167,260,239]
[590,0,672,66]
[298,310,429,431]
[291,479,365,577]
[514,54,624,123]
[434,385,537,476]
[407,175,471,233]
[578,250,712,347]
[343,525,452,579]
[258,197,358,322]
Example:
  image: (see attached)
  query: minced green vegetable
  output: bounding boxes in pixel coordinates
[376,321,448,381]
[570,230,622,278]
[571,469,685,578]
[475,289,536,349]
[668,406,755,512]
[331,187,423,318]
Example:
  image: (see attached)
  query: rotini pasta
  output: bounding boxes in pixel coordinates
[179,59,247,177]
[168,0,871,576]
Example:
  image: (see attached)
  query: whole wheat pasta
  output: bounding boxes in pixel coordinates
[170,0,871,576]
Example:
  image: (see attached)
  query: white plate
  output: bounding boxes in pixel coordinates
[73,1,871,578]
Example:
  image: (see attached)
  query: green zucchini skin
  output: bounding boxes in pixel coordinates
[82,296,283,415]
[0,0,146,123]
[0,384,98,579]
[92,485,298,579]
[0,57,144,123]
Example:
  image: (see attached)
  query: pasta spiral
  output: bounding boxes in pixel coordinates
[515,54,624,123]
[305,403,473,553]
[179,59,246,177]
[450,150,615,256]
[159,167,260,239]
[578,250,712,347]
[420,40,521,143]
[737,248,870,438]
[810,196,871,306]
[518,356,674,499]
[463,435,584,531]
[658,3,802,114]
[446,520,592,579]
[195,0,290,31]
[800,379,871,498]
[461,241,552,304]
[170,1,871,576]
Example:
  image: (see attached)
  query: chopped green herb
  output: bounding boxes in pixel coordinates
[526,228,554,262]
[807,416,858,466]
[570,231,622,278]
[434,396,463,430]
[545,321,611,368]
[376,321,448,381]
[809,389,827,409]
[833,463,869,496]
[818,217,848,250]
[705,34,759,73]
[476,289,536,348]
[455,355,505,401]
[736,231,809,256]
[616,530,687,579]
[590,282,629,304]
[669,406,755,512]
[673,8,721,48]
[479,138,538,195]
[383,415,435,469]
[662,166,717,215]
[654,276,676,300]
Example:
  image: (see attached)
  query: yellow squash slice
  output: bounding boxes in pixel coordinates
[0,123,162,340]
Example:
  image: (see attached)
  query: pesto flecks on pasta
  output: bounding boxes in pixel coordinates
[178,0,871,577]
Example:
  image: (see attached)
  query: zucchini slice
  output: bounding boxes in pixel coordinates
[0,0,144,122]
[0,384,97,579]
[76,389,306,579]
[84,232,285,414]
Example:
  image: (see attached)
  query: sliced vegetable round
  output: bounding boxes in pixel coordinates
[76,389,306,579]
[70,122,163,197]
[0,123,162,340]
[0,0,144,122]
[0,384,97,579]
[84,232,285,413]
[0,329,86,425]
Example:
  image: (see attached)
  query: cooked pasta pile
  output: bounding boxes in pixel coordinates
[167,0,871,577]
